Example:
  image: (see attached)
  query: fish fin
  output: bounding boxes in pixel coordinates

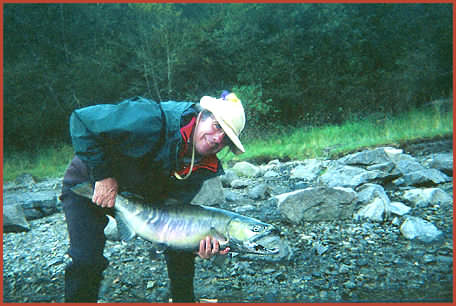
[115,214,136,241]
[104,215,121,241]
[210,227,229,246]
[70,182,94,199]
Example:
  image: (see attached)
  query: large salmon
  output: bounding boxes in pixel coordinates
[71,182,282,255]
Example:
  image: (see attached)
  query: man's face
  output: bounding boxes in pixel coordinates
[194,115,228,156]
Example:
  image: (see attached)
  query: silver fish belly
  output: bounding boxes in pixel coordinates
[71,182,281,255]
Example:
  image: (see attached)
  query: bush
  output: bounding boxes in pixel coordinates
[231,84,278,136]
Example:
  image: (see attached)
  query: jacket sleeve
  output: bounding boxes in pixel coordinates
[69,99,165,182]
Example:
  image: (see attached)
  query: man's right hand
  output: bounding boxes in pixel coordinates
[92,177,118,208]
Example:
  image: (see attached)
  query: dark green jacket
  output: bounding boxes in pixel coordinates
[70,96,222,202]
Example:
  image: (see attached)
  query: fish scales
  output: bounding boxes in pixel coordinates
[118,200,231,249]
[70,182,282,255]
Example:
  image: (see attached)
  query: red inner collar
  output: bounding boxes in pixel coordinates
[175,116,219,176]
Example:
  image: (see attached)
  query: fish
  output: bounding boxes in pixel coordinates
[70,182,282,255]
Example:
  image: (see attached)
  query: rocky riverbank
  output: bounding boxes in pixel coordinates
[3,139,453,303]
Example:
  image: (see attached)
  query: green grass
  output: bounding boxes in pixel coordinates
[4,144,75,182]
[221,106,453,163]
[3,106,452,182]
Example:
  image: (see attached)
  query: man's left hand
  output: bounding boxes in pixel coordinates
[196,236,230,259]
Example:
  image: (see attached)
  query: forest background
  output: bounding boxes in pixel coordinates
[4,3,452,156]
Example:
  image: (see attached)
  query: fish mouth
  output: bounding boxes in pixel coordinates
[244,229,282,255]
[249,242,280,255]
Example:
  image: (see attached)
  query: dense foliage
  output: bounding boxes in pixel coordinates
[4,3,452,152]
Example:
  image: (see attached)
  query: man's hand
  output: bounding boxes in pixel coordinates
[196,236,230,259]
[92,177,118,208]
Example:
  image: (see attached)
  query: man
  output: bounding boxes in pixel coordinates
[60,92,246,302]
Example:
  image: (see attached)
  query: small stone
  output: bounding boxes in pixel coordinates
[146,281,156,289]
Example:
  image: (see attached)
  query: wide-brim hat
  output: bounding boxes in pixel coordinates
[200,93,246,154]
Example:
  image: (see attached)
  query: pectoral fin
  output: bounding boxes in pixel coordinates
[115,214,136,241]
[209,227,229,247]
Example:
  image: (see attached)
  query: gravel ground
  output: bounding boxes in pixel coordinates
[3,140,453,303]
[4,187,453,303]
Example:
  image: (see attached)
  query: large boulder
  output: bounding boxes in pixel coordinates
[275,186,357,223]
[320,164,382,188]
[422,153,453,176]
[219,169,239,188]
[3,203,30,232]
[338,147,397,166]
[354,184,391,222]
[191,176,225,206]
[3,190,60,220]
[232,161,262,178]
[393,169,451,187]
[400,216,442,243]
[401,188,453,208]
[290,159,324,181]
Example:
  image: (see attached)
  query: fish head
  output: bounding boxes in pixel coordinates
[227,217,281,255]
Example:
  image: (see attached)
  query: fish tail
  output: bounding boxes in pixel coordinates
[70,182,94,199]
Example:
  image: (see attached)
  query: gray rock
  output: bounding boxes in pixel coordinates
[290,159,323,181]
[275,187,357,223]
[388,201,411,216]
[232,162,262,178]
[233,204,256,213]
[267,159,281,166]
[366,161,402,179]
[356,184,390,204]
[224,190,242,202]
[263,170,279,178]
[230,179,250,189]
[393,156,426,174]
[14,173,37,187]
[354,184,392,221]
[259,161,279,176]
[366,161,394,172]
[294,181,310,190]
[423,153,453,176]
[394,169,451,187]
[3,203,30,232]
[247,183,269,200]
[191,176,225,206]
[220,169,239,187]
[354,198,388,222]
[312,241,329,255]
[338,147,396,165]
[400,216,442,243]
[320,164,382,188]
[4,190,60,220]
[402,187,453,208]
